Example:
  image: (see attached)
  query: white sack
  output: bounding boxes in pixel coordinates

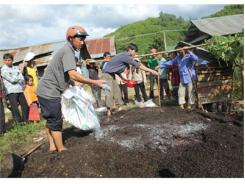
[61,86,100,131]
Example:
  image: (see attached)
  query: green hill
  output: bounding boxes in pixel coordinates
[204,4,244,18]
[106,12,190,54]
[106,5,244,54]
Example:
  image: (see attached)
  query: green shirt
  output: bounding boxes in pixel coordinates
[146,56,158,70]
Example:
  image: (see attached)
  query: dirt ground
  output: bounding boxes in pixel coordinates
[11,106,244,178]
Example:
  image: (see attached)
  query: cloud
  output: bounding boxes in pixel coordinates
[0,4,224,49]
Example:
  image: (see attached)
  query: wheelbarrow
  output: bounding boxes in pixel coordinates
[0,142,43,177]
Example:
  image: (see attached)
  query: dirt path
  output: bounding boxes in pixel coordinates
[18,106,243,177]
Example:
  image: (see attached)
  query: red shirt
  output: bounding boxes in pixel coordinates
[168,64,180,86]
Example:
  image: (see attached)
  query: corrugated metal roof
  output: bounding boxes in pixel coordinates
[191,14,244,36]
[0,37,116,67]
[188,34,210,44]
[87,36,116,58]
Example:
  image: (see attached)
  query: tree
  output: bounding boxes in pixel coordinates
[205,33,244,98]
[150,32,166,51]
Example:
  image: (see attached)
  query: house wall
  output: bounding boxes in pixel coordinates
[194,50,233,109]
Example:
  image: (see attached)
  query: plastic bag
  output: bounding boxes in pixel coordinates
[61,86,100,131]
[101,83,111,96]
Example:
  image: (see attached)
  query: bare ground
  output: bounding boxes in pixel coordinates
[11,106,244,178]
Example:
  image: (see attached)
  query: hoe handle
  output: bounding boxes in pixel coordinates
[22,142,43,158]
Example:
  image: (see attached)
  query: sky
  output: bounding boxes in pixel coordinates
[0,4,227,49]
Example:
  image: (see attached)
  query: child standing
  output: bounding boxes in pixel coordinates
[24,75,40,122]
[131,58,149,107]
[156,53,171,101]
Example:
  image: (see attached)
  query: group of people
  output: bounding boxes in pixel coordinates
[0,52,41,135]
[0,24,207,153]
[89,45,205,114]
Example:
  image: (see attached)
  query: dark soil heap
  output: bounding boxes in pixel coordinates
[20,107,243,178]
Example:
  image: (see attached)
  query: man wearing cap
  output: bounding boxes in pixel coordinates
[36,25,105,152]
[103,43,159,117]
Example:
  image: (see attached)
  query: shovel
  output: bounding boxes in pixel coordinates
[0,142,43,177]
[15,142,43,162]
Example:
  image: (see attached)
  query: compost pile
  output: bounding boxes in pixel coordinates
[20,107,243,178]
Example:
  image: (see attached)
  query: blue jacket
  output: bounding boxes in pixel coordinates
[159,51,207,84]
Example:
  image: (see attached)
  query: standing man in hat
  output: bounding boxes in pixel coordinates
[37,25,105,152]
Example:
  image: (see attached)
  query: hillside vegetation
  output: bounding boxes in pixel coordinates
[106,12,190,53]
[204,4,244,18]
[106,5,244,54]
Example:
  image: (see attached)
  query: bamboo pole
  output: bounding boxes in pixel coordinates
[85,58,109,64]
[137,43,208,58]
[85,43,208,64]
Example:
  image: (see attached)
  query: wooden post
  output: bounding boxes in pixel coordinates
[163,31,167,50]
[157,69,161,108]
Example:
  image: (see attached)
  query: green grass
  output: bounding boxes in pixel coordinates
[0,119,46,161]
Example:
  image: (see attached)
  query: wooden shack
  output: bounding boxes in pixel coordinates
[181,14,244,111]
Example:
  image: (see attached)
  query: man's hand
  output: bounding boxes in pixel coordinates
[95,79,106,88]
[151,70,159,76]
[155,66,160,70]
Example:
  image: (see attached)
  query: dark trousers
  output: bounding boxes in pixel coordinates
[172,86,179,102]
[134,82,148,102]
[38,97,62,131]
[7,93,29,122]
[91,85,103,108]
[149,73,158,99]
[160,78,171,99]
[0,98,5,134]
[119,84,129,104]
